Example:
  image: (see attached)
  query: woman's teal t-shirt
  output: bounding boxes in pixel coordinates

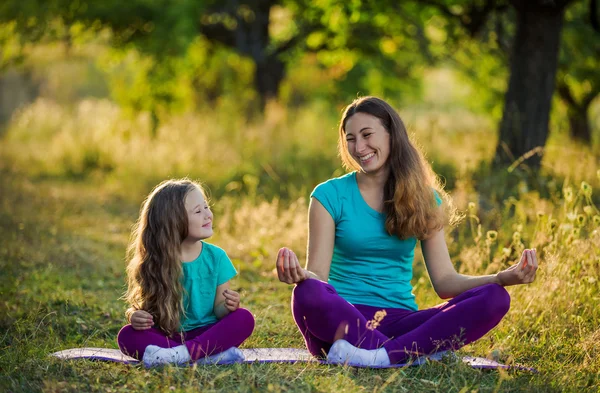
[311,172,441,311]
[180,242,237,331]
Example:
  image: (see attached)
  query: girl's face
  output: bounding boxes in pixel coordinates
[344,112,391,175]
[184,187,213,241]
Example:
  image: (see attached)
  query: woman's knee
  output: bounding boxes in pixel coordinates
[292,278,328,308]
[481,283,511,317]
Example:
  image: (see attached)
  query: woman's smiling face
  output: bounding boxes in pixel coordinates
[344,112,391,174]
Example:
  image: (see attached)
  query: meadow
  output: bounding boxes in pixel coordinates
[1,92,599,392]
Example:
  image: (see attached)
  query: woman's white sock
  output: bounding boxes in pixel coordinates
[142,344,191,367]
[327,339,391,367]
[196,347,245,365]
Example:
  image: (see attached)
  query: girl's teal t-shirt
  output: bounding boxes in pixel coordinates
[311,172,441,311]
[180,242,237,331]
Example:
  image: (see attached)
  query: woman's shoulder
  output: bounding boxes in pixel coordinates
[312,172,356,195]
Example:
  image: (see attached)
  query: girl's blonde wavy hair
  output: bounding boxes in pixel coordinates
[124,179,203,336]
[338,96,461,240]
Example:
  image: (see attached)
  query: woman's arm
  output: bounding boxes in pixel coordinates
[276,198,335,283]
[422,228,538,299]
[305,198,335,281]
[213,281,240,319]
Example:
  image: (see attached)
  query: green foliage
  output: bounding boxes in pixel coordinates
[0,22,23,69]
[554,0,600,141]
[1,0,438,116]
[559,1,600,100]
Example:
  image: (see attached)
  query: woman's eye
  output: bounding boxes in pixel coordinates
[364,133,372,138]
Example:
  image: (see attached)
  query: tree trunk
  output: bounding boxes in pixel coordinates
[557,80,597,144]
[567,105,592,143]
[493,5,567,169]
[201,0,288,112]
[255,56,285,109]
[0,68,39,130]
[231,0,284,111]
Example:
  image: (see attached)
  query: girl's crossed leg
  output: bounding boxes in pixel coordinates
[117,308,254,364]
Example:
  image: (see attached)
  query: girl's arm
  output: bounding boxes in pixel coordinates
[422,228,538,299]
[276,198,335,283]
[213,281,240,319]
[128,309,154,330]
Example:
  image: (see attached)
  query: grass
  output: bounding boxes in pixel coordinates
[1,98,599,392]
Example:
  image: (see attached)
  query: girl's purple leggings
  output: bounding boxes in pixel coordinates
[117,308,255,361]
[292,279,510,364]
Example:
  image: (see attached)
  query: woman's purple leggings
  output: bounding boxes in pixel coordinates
[292,279,510,364]
[117,308,255,361]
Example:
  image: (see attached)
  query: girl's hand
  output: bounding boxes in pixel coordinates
[276,247,309,284]
[497,249,538,286]
[223,289,240,312]
[130,310,154,330]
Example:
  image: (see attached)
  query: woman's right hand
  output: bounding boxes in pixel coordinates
[276,247,309,284]
[496,248,538,286]
[130,310,154,330]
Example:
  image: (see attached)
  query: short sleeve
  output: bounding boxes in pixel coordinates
[216,250,237,286]
[433,189,442,206]
[310,181,340,223]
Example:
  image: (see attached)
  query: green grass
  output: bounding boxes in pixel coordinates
[1,99,599,392]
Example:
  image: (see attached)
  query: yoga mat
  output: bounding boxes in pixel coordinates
[50,347,535,371]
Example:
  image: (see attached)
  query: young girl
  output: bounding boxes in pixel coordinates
[276,96,538,366]
[117,179,255,367]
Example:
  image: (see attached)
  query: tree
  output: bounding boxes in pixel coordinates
[556,1,600,143]
[418,0,599,170]
[1,0,438,113]
[0,0,300,110]
[494,0,575,169]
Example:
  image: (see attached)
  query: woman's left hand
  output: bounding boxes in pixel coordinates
[223,289,240,312]
[496,248,538,286]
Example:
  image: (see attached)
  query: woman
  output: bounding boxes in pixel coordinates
[276,96,537,366]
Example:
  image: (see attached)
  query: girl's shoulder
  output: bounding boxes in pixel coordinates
[200,242,229,259]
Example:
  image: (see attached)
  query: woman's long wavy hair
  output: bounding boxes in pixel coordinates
[338,96,461,240]
[124,179,202,336]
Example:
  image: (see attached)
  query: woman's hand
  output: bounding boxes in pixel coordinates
[130,310,154,330]
[223,289,240,312]
[497,249,538,286]
[276,247,309,284]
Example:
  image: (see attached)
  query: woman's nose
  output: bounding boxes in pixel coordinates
[355,137,366,153]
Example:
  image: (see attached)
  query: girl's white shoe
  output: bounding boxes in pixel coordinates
[196,347,245,365]
[142,344,191,367]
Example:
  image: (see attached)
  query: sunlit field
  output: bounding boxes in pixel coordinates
[1,84,599,392]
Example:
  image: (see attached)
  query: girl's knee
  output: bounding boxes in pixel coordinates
[117,324,135,343]
[234,308,254,324]
[231,308,255,336]
[116,325,139,358]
